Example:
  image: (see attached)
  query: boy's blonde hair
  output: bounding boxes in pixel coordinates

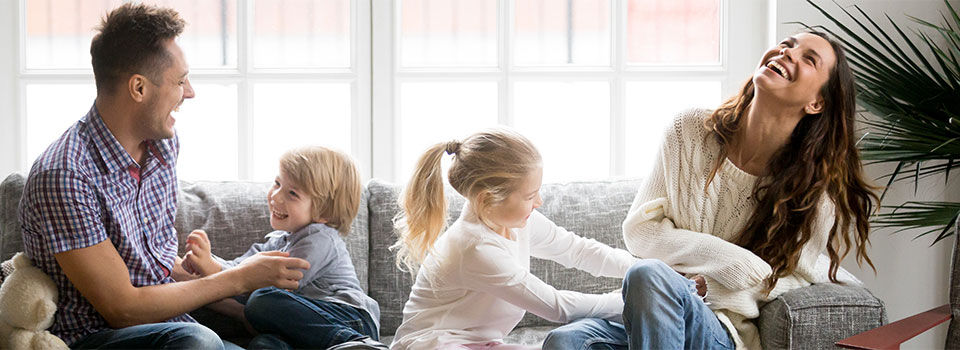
[392,128,541,274]
[279,146,362,236]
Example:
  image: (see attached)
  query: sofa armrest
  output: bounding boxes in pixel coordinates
[758,283,886,349]
[835,304,950,350]
[1,173,27,262]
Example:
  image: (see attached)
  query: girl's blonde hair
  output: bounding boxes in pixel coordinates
[279,146,362,236]
[392,129,541,274]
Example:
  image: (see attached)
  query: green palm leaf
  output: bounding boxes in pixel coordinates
[873,202,960,245]
[805,0,960,242]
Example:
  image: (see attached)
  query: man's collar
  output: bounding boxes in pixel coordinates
[85,103,137,174]
[84,103,174,173]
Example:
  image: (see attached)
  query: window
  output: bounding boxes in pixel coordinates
[374,0,756,183]
[13,0,369,182]
[4,0,768,184]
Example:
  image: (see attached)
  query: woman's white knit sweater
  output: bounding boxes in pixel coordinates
[622,108,839,350]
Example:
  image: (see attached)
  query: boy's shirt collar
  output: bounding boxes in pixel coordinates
[267,222,338,243]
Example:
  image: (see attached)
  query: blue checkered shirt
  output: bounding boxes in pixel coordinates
[20,104,194,345]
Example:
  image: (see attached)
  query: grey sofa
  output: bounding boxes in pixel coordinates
[0,173,887,348]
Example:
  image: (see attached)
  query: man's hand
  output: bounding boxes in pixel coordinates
[55,240,308,329]
[182,230,221,277]
[232,251,310,292]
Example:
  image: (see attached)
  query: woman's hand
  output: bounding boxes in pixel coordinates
[692,275,707,297]
[182,230,223,277]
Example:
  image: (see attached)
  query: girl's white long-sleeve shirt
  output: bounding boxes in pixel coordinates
[391,204,639,350]
[622,108,851,350]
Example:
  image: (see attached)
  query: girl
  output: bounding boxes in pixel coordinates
[544,31,877,350]
[182,146,386,350]
[390,129,641,350]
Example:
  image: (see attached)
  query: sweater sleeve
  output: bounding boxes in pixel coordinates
[622,115,772,291]
[700,198,839,318]
[528,211,638,279]
[459,238,624,323]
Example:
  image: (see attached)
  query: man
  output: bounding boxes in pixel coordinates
[19,4,309,348]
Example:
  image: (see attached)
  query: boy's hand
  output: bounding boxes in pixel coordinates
[171,256,197,282]
[182,230,222,276]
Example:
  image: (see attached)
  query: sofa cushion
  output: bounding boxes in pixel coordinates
[379,326,555,346]
[758,283,887,349]
[366,178,643,335]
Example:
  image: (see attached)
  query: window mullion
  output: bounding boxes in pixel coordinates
[371,0,395,181]
[500,0,512,127]
[237,0,253,180]
[611,0,625,178]
[354,0,372,181]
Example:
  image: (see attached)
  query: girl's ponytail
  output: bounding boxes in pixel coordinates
[392,141,461,274]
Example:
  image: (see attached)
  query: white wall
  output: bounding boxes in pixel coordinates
[777,1,959,348]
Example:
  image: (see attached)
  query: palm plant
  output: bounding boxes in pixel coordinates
[802,0,960,245]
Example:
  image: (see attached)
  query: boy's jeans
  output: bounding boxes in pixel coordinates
[543,259,734,350]
[243,287,379,350]
[70,322,242,349]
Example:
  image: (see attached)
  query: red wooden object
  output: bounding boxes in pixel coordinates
[835,304,951,350]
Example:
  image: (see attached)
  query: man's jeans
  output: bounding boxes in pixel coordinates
[243,287,379,350]
[543,259,735,350]
[71,322,240,349]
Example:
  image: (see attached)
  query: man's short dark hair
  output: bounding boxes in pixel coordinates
[90,3,185,94]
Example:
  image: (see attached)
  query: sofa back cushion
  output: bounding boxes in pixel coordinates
[0,175,370,293]
[366,178,642,335]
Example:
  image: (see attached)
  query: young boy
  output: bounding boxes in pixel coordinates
[182,146,385,350]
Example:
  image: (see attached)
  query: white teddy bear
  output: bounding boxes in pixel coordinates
[0,252,67,350]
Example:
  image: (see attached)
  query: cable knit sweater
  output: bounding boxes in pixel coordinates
[622,108,844,350]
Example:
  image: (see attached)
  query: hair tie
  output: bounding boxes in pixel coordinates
[445,141,461,155]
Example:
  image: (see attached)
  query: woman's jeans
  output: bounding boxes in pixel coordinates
[243,287,379,350]
[543,259,734,350]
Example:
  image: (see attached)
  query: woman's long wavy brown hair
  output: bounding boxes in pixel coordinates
[705,31,879,292]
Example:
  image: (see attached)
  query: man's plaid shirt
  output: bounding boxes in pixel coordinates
[19,104,193,345]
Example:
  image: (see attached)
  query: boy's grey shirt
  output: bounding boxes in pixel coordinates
[214,223,381,329]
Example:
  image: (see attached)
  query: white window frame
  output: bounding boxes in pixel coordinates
[370,0,772,181]
[3,0,372,181]
[1,0,774,182]
[1,0,19,177]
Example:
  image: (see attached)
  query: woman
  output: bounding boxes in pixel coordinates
[543,31,877,350]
